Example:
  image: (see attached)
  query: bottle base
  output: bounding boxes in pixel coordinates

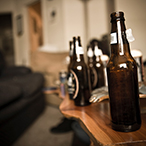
[111,122,141,132]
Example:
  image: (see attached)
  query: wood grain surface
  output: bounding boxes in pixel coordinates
[60,94,146,146]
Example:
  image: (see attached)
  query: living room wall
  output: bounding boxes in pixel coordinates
[0,0,146,66]
[115,0,146,60]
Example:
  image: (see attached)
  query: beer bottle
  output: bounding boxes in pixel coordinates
[71,36,91,106]
[107,11,141,132]
[87,45,94,66]
[87,45,96,90]
[67,37,76,99]
[68,41,73,72]
[93,42,105,89]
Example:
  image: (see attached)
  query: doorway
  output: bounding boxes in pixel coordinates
[0,13,15,66]
[28,1,43,52]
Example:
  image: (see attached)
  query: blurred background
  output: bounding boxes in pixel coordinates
[0,0,146,66]
[0,0,146,90]
[0,0,146,146]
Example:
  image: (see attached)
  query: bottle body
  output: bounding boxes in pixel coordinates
[67,38,76,100]
[71,61,91,106]
[107,11,141,132]
[88,63,97,90]
[93,55,105,89]
[107,55,141,132]
[87,43,105,90]
[87,45,97,90]
[68,41,73,72]
[71,36,91,106]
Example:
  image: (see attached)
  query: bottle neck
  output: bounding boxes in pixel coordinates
[93,44,103,63]
[76,47,85,62]
[110,20,131,56]
[70,56,73,64]
[69,41,73,63]
[87,47,93,64]
[69,42,73,56]
[87,47,93,58]
[72,37,76,61]
[72,48,76,62]
[75,40,85,62]
[94,45,103,56]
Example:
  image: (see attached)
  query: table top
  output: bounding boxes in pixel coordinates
[59,94,146,146]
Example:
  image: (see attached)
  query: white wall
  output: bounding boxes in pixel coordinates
[87,0,109,42]
[42,0,65,52]
[41,0,85,52]
[63,0,85,51]
[115,0,146,60]
[42,0,111,53]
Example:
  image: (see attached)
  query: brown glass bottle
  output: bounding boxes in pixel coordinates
[71,36,91,106]
[68,41,73,72]
[87,45,94,66]
[67,37,76,99]
[107,11,141,132]
[87,45,96,90]
[93,43,105,89]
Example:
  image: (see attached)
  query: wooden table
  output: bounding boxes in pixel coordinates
[59,94,146,146]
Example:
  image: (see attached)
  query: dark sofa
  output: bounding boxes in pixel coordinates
[0,66,45,146]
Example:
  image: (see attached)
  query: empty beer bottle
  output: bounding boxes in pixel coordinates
[67,37,76,99]
[88,42,105,90]
[87,45,94,66]
[107,11,141,132]
[68,41,73,72]
[93,42,105,89]
[71,36,91,106]
[87,45,97,90]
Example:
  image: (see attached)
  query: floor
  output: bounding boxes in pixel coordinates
[12,105,74,146]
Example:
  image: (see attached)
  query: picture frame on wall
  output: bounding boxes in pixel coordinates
[16,15,23,36]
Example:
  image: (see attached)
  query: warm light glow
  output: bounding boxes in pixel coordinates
[96,63,101,67]
[77,66,82,70]
[119,63,127,68]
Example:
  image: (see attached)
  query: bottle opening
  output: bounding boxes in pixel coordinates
[110,11,125,22]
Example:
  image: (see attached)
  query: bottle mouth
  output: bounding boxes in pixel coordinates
[110,11,125,22]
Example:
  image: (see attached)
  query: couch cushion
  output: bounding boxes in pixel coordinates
[13,72,44,98]
[0,84,22,108]
[0,66,32,78]
[6,72,44,98]
[0,90,44,125]
[0,72,44,99]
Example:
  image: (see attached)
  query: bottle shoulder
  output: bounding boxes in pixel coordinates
[71,60,88,70]
[107,55,137,71]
